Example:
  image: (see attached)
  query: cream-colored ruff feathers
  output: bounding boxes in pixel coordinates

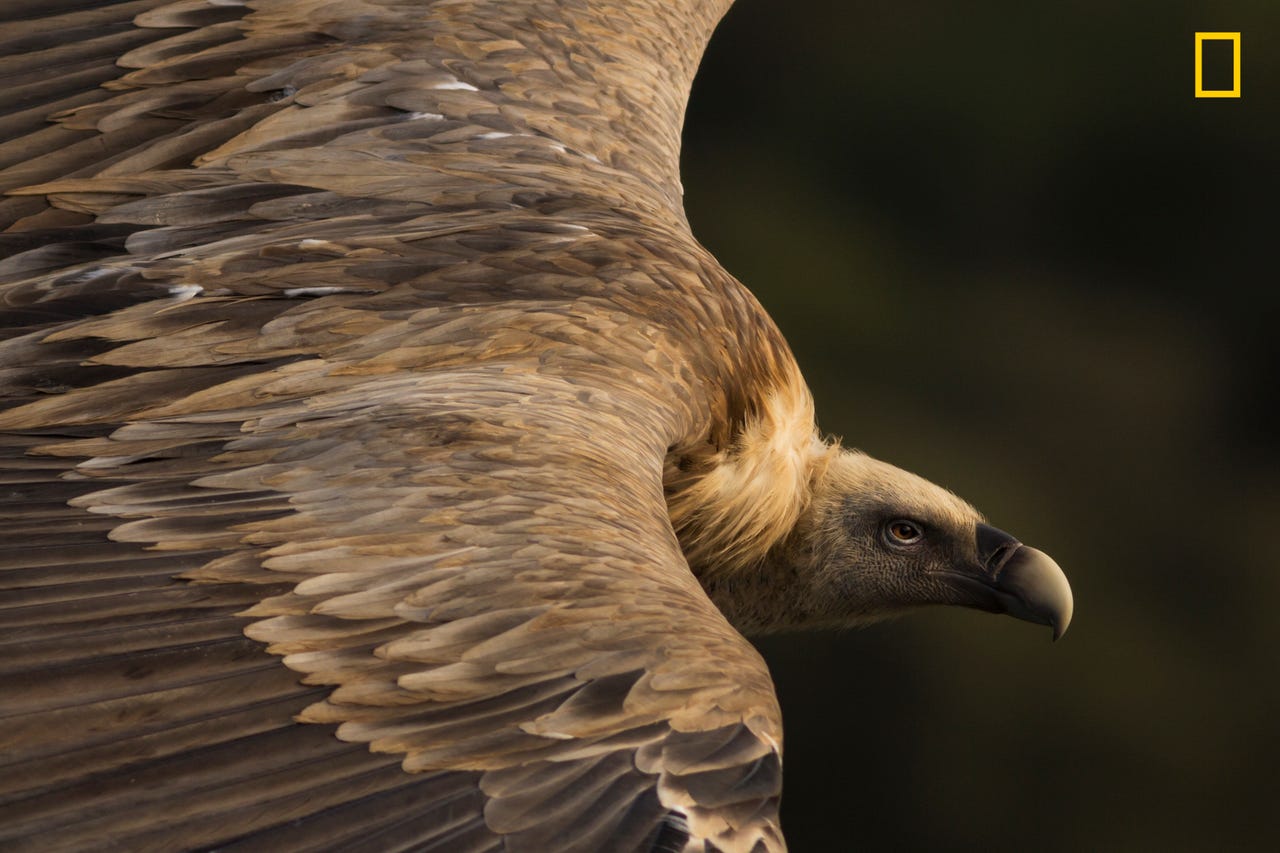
[668,372,837,574]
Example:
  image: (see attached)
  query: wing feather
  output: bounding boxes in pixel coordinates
[0,0,791,850]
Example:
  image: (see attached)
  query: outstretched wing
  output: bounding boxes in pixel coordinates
[0,1,788,851]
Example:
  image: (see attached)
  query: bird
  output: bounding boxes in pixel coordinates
[0,0,1073,850]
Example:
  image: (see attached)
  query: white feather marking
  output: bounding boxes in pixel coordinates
[406,111,445,121]
[475,132,512,140]
[282,286,353,297]
[67,266,121,284]
[297,239,341,250]
[517,724,575,740]
[431,79,478,91]
[166,285,203,301]
[77,455,141,470]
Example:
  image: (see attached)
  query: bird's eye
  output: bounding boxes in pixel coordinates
[883,519,924,547]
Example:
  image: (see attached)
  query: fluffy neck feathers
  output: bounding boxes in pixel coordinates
[666,378,835,576]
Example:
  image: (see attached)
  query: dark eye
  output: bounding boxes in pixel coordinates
[883,519,924,547]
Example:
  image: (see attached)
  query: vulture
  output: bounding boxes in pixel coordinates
[0,1,1073,851]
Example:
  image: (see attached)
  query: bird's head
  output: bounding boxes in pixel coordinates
[698,449,1074,639]
[795,450,1072,636]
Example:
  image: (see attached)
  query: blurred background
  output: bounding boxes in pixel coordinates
[681,1,1278,850]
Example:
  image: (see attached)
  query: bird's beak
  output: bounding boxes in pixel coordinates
[946,523,1074,640]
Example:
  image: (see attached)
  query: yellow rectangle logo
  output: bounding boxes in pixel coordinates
[1195,32,1241,98]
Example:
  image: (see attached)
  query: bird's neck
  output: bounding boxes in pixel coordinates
[692,548,816,635]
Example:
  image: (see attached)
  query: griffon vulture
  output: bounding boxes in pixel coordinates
[0,0,1073,850]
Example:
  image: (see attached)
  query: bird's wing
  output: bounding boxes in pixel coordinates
[0,1,789,851]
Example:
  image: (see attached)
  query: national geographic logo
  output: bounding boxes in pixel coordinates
[1195,32,1241,98]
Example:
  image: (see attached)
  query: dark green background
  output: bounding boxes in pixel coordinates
[681,2,1278,850]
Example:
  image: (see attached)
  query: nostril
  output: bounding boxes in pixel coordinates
[986,542,1020,577]
[975,523,1024,577]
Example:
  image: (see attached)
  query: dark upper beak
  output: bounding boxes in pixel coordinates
[965,523,1074,640]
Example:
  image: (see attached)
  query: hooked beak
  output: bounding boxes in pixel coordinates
[954,523,1074,640]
